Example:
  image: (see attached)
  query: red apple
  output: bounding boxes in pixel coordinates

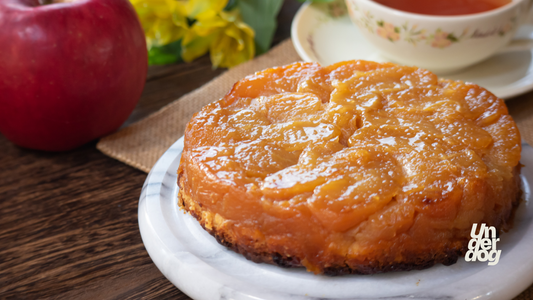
[0,0,147,151]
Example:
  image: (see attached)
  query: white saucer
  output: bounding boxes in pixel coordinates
[291,3,533,99]
[139,136,533,300]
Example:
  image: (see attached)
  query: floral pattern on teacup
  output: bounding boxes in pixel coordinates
[374,20,464,48]
[499,21,514,36]
[347,2,517,49]
[428,29,465,48]
[431,30,453,48]
[376,21,400,41]
[402,24,427,46]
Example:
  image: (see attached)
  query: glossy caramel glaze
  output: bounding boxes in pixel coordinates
[178,61,522,274]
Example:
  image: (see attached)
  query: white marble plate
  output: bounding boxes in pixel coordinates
[139,137,533,300]
[291,3,533,100]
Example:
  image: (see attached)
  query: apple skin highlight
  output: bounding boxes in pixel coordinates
[0,0,148,151]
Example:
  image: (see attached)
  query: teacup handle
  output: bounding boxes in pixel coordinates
[497,21,533,54]
[498,39,533,53]
[497,6,533,54]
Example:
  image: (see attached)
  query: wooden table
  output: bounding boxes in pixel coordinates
[0,2,300,299]
[2,1,533,299]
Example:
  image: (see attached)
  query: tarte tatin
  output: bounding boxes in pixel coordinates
[177,60,521,275]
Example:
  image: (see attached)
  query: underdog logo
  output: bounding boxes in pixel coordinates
[465,223,501,266]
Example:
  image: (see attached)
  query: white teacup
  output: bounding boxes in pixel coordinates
[345,0,532,74]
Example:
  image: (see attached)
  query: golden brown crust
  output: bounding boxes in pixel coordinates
[177,166,521,275]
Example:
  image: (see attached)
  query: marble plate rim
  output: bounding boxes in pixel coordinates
[138,137,533,300]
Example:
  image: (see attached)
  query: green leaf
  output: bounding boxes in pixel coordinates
[148,40,183,65]
[236,0,284,55]
[224,0,238,11]
[447,33,458,42]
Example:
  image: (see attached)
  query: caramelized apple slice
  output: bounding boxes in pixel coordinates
[222,62,322,105]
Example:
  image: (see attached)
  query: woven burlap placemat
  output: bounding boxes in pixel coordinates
[96,38,533,299]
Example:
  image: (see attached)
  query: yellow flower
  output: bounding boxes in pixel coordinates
[130,0,188,48]
[186,0,228,19]
[182,9,255,68]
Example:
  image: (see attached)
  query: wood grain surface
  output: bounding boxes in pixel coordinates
[2,1,533,299]
[0,2,300,299]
